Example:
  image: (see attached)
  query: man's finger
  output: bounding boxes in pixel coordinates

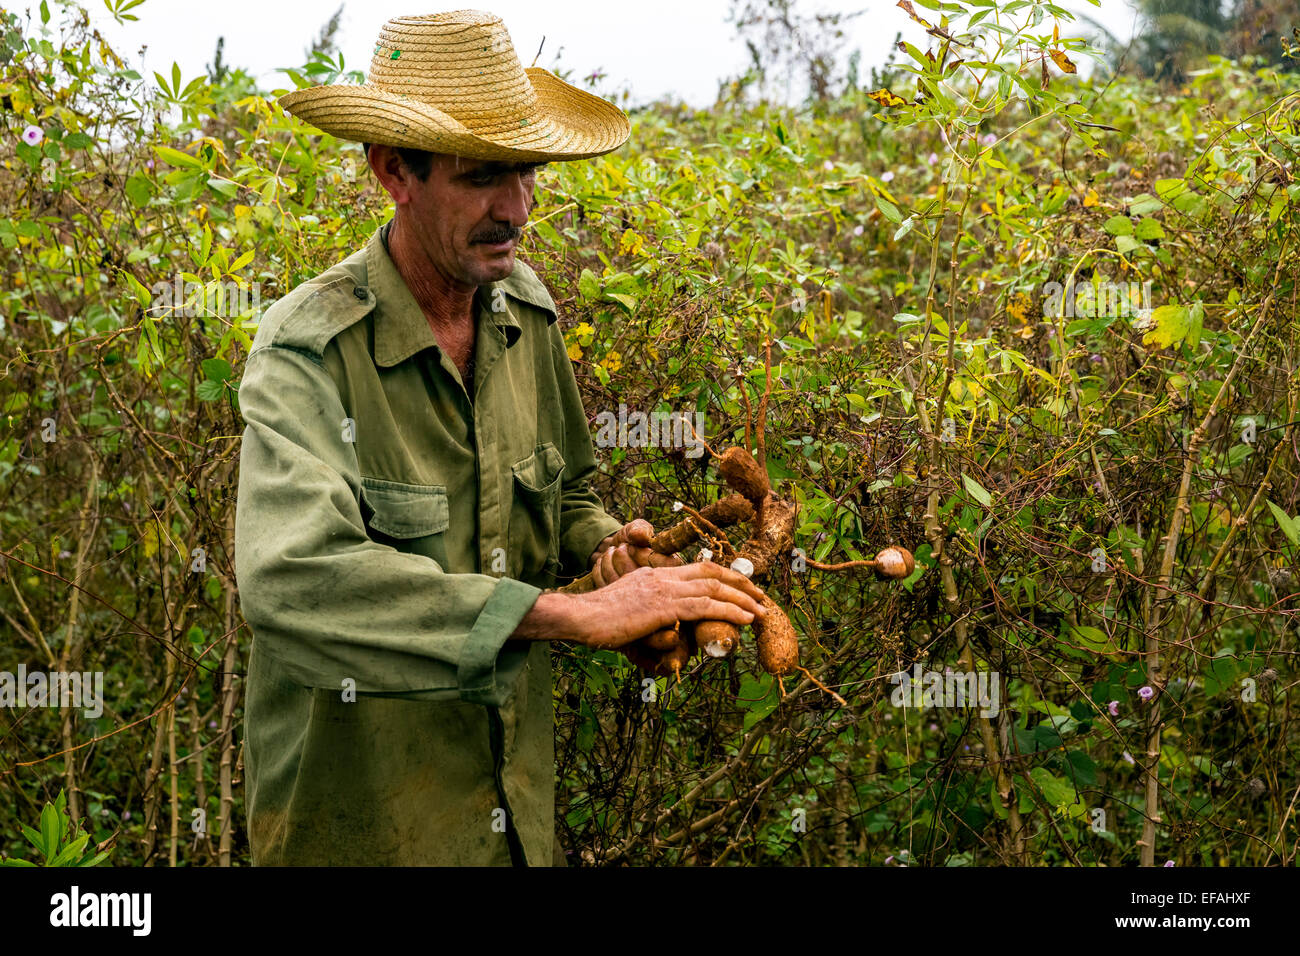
[664,560,766,603]
[597,544,623,586]
[676,597,757,625]
[624,519,655,547]
[609,544,638,577]
[668,578,765,617]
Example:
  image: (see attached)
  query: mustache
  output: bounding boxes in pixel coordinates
[471,225,523,244]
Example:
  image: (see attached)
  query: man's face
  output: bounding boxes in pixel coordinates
[377,149,545,288]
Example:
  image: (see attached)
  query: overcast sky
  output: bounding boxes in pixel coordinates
[58,0,1145,108]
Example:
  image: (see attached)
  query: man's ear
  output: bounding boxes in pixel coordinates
[368,143,414,205]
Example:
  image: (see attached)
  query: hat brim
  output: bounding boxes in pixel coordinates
[278,67,630,162]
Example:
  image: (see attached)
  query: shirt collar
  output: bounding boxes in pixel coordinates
[367,219,542,369]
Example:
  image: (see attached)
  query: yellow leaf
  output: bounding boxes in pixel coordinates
[868,88,908,108]
[567,341,583,361]
[617,228,643,256]
[1083,188,1100,207]
[896,0,933,29]
[141,522,159,558]
[1049,49,1077,74]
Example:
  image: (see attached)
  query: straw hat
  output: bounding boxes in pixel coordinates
[277,10,630,162]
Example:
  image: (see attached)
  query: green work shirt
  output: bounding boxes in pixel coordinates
[233,219,624,866]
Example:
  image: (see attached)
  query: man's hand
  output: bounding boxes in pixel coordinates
[568,562,766,651]
[588,519,683,588]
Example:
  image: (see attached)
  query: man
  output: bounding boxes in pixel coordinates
[233,9,766,866]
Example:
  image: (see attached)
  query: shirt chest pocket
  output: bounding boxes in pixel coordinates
[359,477,451,570]
[510,442,565,586]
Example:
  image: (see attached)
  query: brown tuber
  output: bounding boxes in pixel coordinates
[872,546,915,580]
[696,619,740,658]
[754,592,799,676]
[717,446,770,504]
[628,626,693,677]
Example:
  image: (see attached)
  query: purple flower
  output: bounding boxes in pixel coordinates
[823,159,834,171]
[1138,686,1154,701]
[122,810,131,821]
[1108,700,1119,717]
[927,152,938,165]
[881,170,895,182]
[853,224,864,236]
[928,722,938,731]
[981,133,996,147]
[21,125,43,146]
[884,855,894,864]
[208,720,218,728]
[145,159,154,170]
[1089,353,1102,363]
[1163,860,1175,867]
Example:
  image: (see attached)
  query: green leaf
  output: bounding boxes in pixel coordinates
[1154,178,1188,201]
[201,358,233,382]
[123,272,152,309]
[1028,767,1079,813]
[1266,500,1299,546]
[206,177,238,199]
[153,145,203,169]
[875,195,902,223]
[962,473,993,507]
[989,779,1008,819]
[39,803,60,860]
[63,132,93,149]
[1103,215,1132,236]
[578,268,600,301]
[1072,625,1113,655]
[1134,218,1165,241]
[20,824,45,857]
[47,834,90,867]
[1129,193,1162,216]
[605,293,637,315]
[1141,304,1190,349]
[196,379,224,402]
[124,173,153,207]
[740,675,780,731]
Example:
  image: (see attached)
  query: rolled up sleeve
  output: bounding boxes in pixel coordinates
[234,343,541,701]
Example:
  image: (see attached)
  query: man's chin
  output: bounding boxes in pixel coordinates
[471,247,517,283]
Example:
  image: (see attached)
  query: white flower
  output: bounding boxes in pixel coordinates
[881,171,895,182]
[21,125,43,147]
[853,224,864,236]
[823,159,834,171]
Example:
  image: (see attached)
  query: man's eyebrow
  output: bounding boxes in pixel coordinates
[455,160,549,178]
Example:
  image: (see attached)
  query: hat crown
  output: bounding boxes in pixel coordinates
[367,10,537,135]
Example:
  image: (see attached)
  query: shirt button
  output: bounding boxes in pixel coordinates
[353,286,368,300]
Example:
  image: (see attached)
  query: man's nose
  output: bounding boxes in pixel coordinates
[490,174,533,226]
